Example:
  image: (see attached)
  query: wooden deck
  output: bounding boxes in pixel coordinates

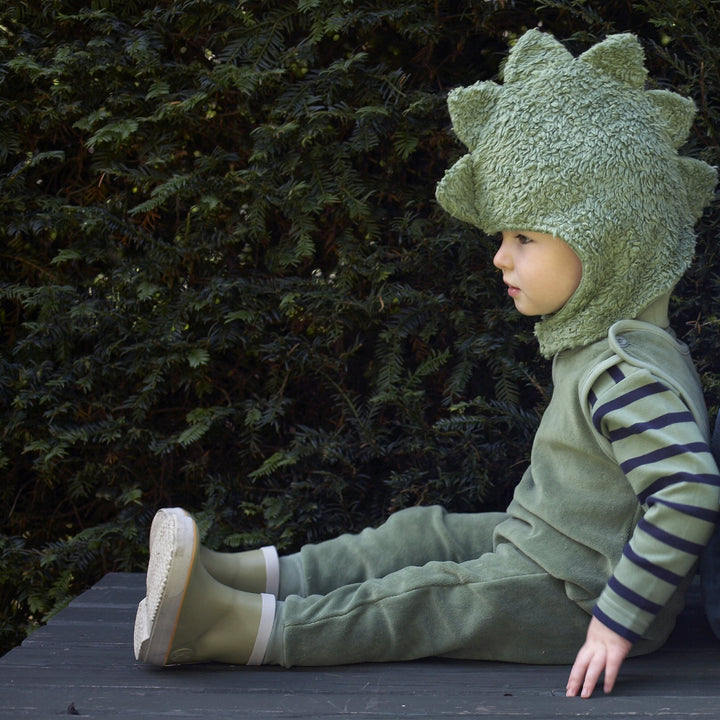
[1,572,720,719]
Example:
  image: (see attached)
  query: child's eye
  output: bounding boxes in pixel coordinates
[516,234,531,244]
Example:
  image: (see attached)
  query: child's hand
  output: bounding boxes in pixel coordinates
[565,617,633,698]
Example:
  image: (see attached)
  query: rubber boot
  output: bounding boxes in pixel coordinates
[149,508,279,596]
[134,508,275,666]
[199,546,279,596]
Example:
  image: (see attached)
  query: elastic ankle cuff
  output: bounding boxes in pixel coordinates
[247,593,275,666]
[261,546,280,596]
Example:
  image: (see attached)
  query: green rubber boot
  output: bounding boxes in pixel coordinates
[134,508,276,666]
[199,546,279,596]
[148,508,279,596]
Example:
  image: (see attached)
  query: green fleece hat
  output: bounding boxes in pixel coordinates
[436,29,717,357]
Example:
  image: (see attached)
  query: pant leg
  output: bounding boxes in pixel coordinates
[266,541,591,667]
[279,505,508,598]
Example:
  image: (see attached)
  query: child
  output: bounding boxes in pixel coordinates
[133,29,720,699]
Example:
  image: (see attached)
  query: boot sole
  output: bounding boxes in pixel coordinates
[134,508,197,665]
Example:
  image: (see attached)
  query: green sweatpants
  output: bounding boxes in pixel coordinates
[264,506,594,667]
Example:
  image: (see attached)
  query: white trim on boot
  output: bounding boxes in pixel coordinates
[246,592,276,665]
[260,546,280,597]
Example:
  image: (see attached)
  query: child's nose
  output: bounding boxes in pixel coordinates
[493,240,510,270]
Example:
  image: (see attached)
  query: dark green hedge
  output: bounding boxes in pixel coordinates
[1,0,718,654]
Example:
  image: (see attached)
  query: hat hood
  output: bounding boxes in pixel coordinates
[436,29,717,357]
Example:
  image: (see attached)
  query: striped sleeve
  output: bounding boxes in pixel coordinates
[589,364,720,642]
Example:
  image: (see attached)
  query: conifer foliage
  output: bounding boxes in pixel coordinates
[0,0,718,652]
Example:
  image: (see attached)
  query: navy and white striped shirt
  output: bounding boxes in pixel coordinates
[589,364,720,641]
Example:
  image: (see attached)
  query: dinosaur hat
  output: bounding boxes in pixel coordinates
[436,29,717,357]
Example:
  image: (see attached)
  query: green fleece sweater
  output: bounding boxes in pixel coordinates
[495,298,720,642]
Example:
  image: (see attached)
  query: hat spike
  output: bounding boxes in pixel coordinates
[447,82,501,149]
[579,33,647,88]
[502,28,572,85]
[646,89,697,148]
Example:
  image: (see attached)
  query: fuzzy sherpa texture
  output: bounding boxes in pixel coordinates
[435,29,717,358]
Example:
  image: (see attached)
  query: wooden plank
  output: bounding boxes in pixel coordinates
[1,572,720,719]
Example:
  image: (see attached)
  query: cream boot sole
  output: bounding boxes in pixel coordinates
[134,507,275,666]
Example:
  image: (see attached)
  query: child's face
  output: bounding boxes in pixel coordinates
[493,230,583,317]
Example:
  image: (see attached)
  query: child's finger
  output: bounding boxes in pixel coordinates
[578,652,606,698]
[566,649,591,697]
[601,648,625,694]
